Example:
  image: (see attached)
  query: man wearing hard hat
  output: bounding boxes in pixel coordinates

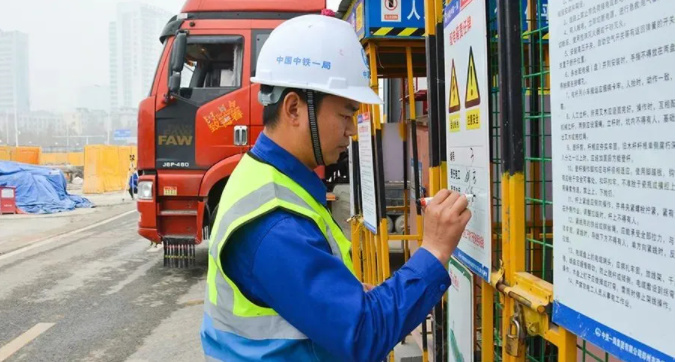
[201,14,471,362]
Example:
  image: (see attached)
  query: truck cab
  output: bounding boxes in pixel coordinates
[136,0,327,266]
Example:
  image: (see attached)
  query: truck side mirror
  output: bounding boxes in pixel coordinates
[169,73,182,94]
[168,32,187,95]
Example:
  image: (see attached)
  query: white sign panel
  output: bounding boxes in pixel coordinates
[447,257,474,362]
[1,188,14,198]
[381,0,401,22]
[550,1,675,362]
[442,0,491,281]
[358,112,378,233]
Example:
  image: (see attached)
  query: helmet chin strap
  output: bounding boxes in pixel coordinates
[306,90,325,167]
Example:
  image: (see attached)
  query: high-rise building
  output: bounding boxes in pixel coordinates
[0,30,30,114]
[109,2,172,112]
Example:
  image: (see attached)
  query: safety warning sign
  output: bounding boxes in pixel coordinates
[442,0,491,282]
[381,0,400,22]
[448,59,461,113]
[464,47,481,108]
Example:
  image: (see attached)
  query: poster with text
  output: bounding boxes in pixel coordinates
[550,1,675,362]
[442,0,492,281]
[358,113,378,233]
[447,257,474,362]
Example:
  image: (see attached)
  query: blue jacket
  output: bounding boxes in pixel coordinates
[128,171,138,189]
[203,132,450,362]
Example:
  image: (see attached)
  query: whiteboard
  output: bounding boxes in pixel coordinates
[357,112,378,233]
[550,1,675,361]
[442,0,492,281]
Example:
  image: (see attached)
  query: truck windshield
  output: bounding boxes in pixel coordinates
[176,35,243,104]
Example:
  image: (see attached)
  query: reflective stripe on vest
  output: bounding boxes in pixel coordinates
[204,153,355,344]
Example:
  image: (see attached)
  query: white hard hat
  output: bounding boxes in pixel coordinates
[251,14,383,105]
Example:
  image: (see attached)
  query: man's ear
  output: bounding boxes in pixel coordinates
[282,92,304,126]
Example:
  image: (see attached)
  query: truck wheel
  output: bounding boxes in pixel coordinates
[395,215,406,234]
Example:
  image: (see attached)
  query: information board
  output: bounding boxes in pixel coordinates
[447,257,474,362]
[442,0,492,281]
[550,2,675,362]
[358,112,378,233]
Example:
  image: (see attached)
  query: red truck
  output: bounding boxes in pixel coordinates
[135,0,346,267]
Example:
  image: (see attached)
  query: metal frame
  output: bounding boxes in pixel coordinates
[349,30,432,362]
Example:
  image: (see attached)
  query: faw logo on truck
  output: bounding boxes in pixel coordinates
[157,124,193,146]
[158,135,193,146]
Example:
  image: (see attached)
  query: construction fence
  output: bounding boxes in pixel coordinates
[0,146,42,165]
[0,145,137,194]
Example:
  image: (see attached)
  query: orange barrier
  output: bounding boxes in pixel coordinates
[83,145,137,194]
[9,147,41,165]
[0,146,10,161]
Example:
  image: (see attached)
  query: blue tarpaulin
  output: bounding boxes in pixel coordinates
[0,161,93,214]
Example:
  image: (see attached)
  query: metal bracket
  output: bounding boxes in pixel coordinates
[492,267,552,315]
[512,272,553,311]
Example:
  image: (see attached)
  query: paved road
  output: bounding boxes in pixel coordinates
[0,211,208,362]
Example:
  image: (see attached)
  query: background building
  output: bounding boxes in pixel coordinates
[0,30,30,114]
[109,2,171,112]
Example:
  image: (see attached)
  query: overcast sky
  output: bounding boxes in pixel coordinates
[0,0,341,112]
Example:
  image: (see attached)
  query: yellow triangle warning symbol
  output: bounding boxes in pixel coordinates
[448,59,460,113]
[465,46,481,108]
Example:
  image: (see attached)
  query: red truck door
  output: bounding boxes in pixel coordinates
[156,29,252,171]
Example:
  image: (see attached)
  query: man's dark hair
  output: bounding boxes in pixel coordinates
[262,85,327,129]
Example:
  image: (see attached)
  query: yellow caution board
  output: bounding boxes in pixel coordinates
[449,114,461,133]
